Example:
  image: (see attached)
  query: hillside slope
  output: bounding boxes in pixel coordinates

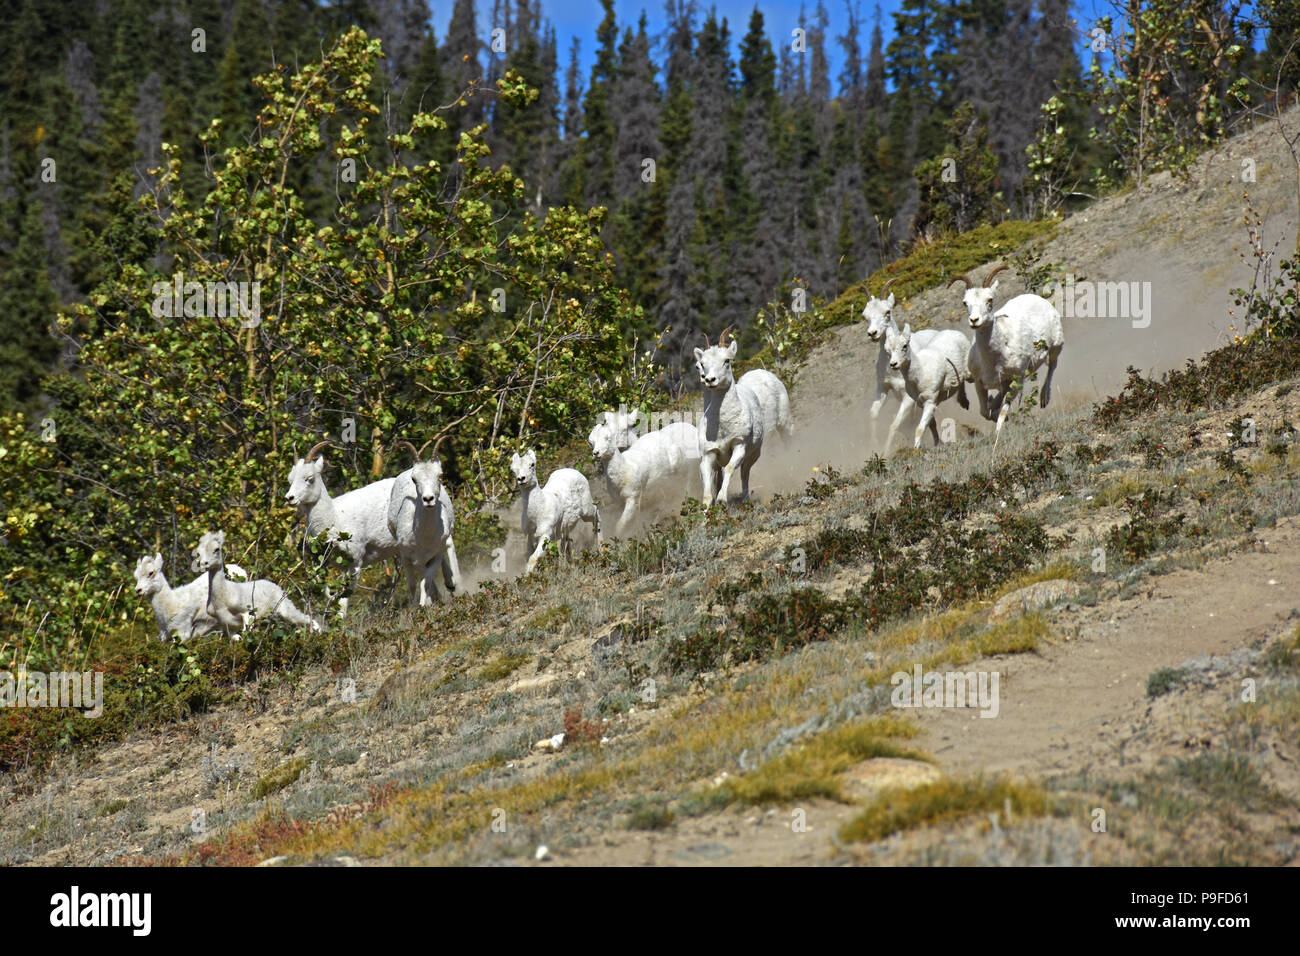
[3,112,1300,868]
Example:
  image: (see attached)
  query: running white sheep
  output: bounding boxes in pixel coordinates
[509,449,604,574]
[950,265,1064,436]
[387,438,461,606]
[693,328,766,509]
[588,419,696,536]
[862,278,940,451]
[882,323,972,449]
[190,531,321,636]
[284,441,400,616]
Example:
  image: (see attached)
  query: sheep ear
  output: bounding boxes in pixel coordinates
[902,322,911,335]
[154,551,163,564]
[727,340,738,358]
[693,347,704,361]
[627,409,640,425]
[885,293,895,308]
[989,279,999,293]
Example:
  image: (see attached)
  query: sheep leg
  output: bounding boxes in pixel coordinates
[1041,348,1061,408]
[402,560,423,606]
[975,384,991,421]
[615,497,639,537]
[885,393,916,453]
[700,454,718,510]
[718,444,747,506]
[914,400,940,449]
[441,538,461,594]
[587,507,604,547]
[995,390,1013,436]
[421,556,444,606]
[869,387,887,444]
[526,534,550,575]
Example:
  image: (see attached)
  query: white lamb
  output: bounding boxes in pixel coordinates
[509,449,604,574]
[883,323,972,448]
[387,439,461,606]
[951,265,1064,436]
[862,281,940,451]
[284,441,400,615]
[134,553,224,643]
[190,531,321,636]
[595,407,642,451]
[693,328,766,509]
[588,419,697,536]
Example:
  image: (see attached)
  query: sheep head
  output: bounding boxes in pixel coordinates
[863,279,899,342]
[285,441,331,508]
[598,407,640,450]
[885,323,913,372]
[191,531,225,574]
[588,420,619,465]
[958,266,1010,329]
[399,439,445,509]
[693,327,738,392]
[134,553,166,597]
[509,449,538,490]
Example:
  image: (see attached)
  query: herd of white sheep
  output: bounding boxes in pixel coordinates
[132,265,1063,644]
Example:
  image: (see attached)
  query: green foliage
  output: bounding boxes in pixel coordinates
[1085,3,1250,187]
[1106,490,1187,564]
[0,30,650,680]
[1146,667,1187,698]
[1093,332,1300,427]
[913,102,1002,236]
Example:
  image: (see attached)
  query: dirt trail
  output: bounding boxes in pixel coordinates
[916,516,1300,778]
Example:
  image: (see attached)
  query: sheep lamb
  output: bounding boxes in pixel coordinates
[284,441,401,616]
[509,449,604,574]
[883,323,971,449]
[191,531,321,636]
[862,279,940,451]
[588,419,696,536]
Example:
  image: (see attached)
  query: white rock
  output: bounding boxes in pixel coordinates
[549,733,565,750]
[535,845,550,861]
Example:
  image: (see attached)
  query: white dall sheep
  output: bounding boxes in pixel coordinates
[862,279,940,451]
[950,265,1064,436]
[883,323,972,449]
[693,328,766,509]
[509,449,604,574]
[588,419,697,536]
[387,438,461,606]
[190,531,321,636]
[284,441,401,616]
[595,407,642,451]
[134,553,224,643]
[737,368,793,442]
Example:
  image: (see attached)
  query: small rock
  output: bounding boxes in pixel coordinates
[256,855,289,867]
[988,579,1082,624]
[550,732,565,750]
[535,845,550,861]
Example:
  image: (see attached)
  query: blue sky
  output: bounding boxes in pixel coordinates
[425,1,1267,98]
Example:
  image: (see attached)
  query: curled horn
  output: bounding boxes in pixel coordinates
[397,440,421,462]
[880,276,900,296]
[719,326,735,346]
[983,264,1010,287]
[947,274,973,290]
[304,440,332,462]
[702,330,711,347]
[429,434,449,460]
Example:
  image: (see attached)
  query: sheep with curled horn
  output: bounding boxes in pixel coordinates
[951,263,1065,437]
[284,439,401,616]
[386,435,461,606]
